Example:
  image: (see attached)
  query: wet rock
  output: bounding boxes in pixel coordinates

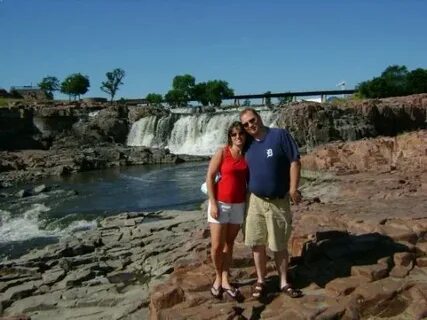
[15,189,31,198]
[31,184,50,195]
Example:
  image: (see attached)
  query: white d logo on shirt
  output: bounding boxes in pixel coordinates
[266,149,273,158]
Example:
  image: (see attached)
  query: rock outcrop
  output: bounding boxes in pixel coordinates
[148,131,426,320]
[1,94,426,152]
[278,94,427,150]
[0,102,168,151]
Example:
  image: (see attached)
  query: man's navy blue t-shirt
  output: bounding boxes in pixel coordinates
[245,127,300,198]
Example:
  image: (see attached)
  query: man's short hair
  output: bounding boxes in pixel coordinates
[239,107,260,119]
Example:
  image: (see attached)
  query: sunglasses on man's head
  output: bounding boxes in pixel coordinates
[242,117,256,128]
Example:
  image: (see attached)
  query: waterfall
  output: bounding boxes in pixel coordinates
[127,109,279,155]
[127,116,157,147]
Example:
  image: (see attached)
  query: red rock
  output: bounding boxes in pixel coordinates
[379,225,418,244]
[393,252,414,267]
[325,276,370,297]
[149,283,185,319]
[351,264,389,281]
[390,265,411,278]
[415,241,427,256]
[416,257,427,267]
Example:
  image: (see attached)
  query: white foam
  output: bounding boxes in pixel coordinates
[0,205,97,243]
[0,204,53,242]
[61,219,98,234]
[89,110,100,117]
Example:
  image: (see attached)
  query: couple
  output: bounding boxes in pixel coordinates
[205,108,303,300]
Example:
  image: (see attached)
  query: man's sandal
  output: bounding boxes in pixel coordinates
[281,284,303,298]
[210,285,222,299]
[252,282,265,298]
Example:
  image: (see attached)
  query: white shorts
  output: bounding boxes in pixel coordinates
[208,201,245,225]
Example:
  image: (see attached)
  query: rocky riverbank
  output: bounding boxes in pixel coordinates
[1,130,426,319]
[0,144,208,188]
[147,130,426,320]
[0,209,208,320]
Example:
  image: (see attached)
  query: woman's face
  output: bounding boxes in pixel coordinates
[230,128,246,147]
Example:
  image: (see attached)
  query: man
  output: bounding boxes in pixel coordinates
[240,107,303,298]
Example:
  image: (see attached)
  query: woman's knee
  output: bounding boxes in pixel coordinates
[211,241,225,254]
[223,241,234,253]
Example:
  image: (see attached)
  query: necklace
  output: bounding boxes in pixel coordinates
[230,146,243,158]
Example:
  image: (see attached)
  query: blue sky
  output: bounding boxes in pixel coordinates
[1,0,426,99]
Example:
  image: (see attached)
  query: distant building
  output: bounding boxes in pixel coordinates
[0,88,10,98]
[10,86,50,100]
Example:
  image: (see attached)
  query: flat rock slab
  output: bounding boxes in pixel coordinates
[0,210,208,320]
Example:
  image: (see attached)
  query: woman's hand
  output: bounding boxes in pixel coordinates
[210,200,219,219]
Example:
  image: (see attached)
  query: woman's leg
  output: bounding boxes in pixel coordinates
[210,222,226,288]
[221,223,241,289]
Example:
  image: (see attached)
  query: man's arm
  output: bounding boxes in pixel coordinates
[289,159,301,204]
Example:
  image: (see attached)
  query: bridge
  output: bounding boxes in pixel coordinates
[226,89,356,105]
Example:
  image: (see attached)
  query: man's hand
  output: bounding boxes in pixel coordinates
[289,188,302,205]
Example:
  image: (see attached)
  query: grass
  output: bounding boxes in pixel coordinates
[0,97,24,107]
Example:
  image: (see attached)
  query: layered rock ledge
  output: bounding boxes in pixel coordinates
[0,144,208,188]
[0,210,208,320]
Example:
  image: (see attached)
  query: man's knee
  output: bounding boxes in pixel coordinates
[252,245,266,253]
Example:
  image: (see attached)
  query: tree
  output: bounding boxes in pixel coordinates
[205,80,234,106]
[172,74,195,100]
[164,89,187,108]
[145,93,163,105]
[406,68,427,94]
[380,65,408,97]
[356,65,417,98]
[38,76,59,99]
[193,82,209,106]
[60,73,90,100]
[100,68,126,102]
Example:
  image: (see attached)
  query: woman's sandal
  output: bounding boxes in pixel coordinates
[281,284,303,298]
[210,285,222,299]
[252,282,265,298]
[222,286,239,299]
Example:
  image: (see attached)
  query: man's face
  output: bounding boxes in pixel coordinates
[241,111,260,137]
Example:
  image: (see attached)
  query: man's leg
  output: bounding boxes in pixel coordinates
[253,245,267,284]
[244,195,268,297]
[273,248,289,289]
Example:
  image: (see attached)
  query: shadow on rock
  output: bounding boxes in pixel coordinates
[291,231,409,288]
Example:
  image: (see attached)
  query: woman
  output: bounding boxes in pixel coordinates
[206,121,249,299]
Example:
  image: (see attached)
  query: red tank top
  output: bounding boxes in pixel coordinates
[216,147,248,203]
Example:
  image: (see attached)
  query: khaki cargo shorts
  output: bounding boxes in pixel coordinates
[244,193,292,252]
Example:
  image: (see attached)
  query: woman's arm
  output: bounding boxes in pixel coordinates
[206,147,223,218]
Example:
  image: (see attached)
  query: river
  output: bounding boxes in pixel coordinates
[0,161,208,259]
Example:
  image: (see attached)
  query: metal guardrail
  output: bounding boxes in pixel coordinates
[10,86,41,90]
[228,89,356,100]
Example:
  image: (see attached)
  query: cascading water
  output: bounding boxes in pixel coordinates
[127,108,279,155]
